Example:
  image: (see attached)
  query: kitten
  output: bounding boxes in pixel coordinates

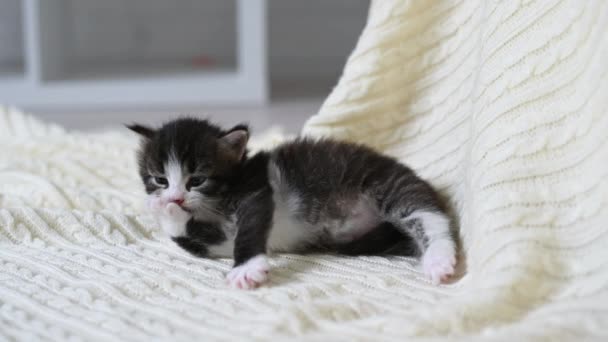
[128,118,456,289]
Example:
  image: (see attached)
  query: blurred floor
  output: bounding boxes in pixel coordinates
[32,97,322,134]
[27,79,333,134]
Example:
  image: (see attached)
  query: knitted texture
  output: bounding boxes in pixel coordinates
[303,0,608,339]
[2,0,608,340]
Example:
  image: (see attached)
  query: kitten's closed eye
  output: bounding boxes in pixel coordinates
[153,176,168,187]
[187,176,206,188]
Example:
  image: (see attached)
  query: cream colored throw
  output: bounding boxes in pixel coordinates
[2,0,608,340]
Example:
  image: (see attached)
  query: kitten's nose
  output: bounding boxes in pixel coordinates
[171,198,184,206]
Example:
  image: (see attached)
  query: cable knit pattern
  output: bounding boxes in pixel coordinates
[1,0,608,340]
[302,0,608,339]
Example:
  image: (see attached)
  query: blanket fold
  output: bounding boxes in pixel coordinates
[303,0,608,339]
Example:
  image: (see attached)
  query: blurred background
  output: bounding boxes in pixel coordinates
[0,0,369,133]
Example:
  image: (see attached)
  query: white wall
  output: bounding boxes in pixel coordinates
[64,0,238,68]
[0,0,23,69]
[0,0,368,82]
[269,0,368,81]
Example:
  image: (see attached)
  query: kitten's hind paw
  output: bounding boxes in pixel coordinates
[226,255,270,290]
[422,239,456,285]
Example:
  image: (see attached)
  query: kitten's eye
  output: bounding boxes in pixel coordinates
[188,176,206,188]
[153,176,168,186]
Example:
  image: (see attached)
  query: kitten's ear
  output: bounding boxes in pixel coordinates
[218,125,249,160]
[126,124,155,139]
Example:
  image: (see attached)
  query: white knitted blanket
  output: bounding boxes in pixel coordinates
[2,0,608,340]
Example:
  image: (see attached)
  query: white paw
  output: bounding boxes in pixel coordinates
[226,255,270,290]
[163,203,190,220]
[159,203,191,237]
[147,196,164,212]
[422,239,456,285]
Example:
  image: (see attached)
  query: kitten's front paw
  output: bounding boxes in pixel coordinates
[159,203,191,237]
[422,240,456,285]
[226,255,270,290]
[147,196,164,212]
[163,202,190,220]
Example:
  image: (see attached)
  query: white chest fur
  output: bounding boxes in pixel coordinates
[196,192,379,257]
[206,203,313,257]
[204,215,237,258]
[206,235,235,258]
[267,203,311,252]
[266,192,317,252]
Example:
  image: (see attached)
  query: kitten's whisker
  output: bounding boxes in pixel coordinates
[195,200,224,218]
[203,205,223,217]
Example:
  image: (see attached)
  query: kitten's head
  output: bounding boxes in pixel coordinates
[127,118,249,212]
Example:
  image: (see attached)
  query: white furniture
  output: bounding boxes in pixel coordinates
[0,0,268,110]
